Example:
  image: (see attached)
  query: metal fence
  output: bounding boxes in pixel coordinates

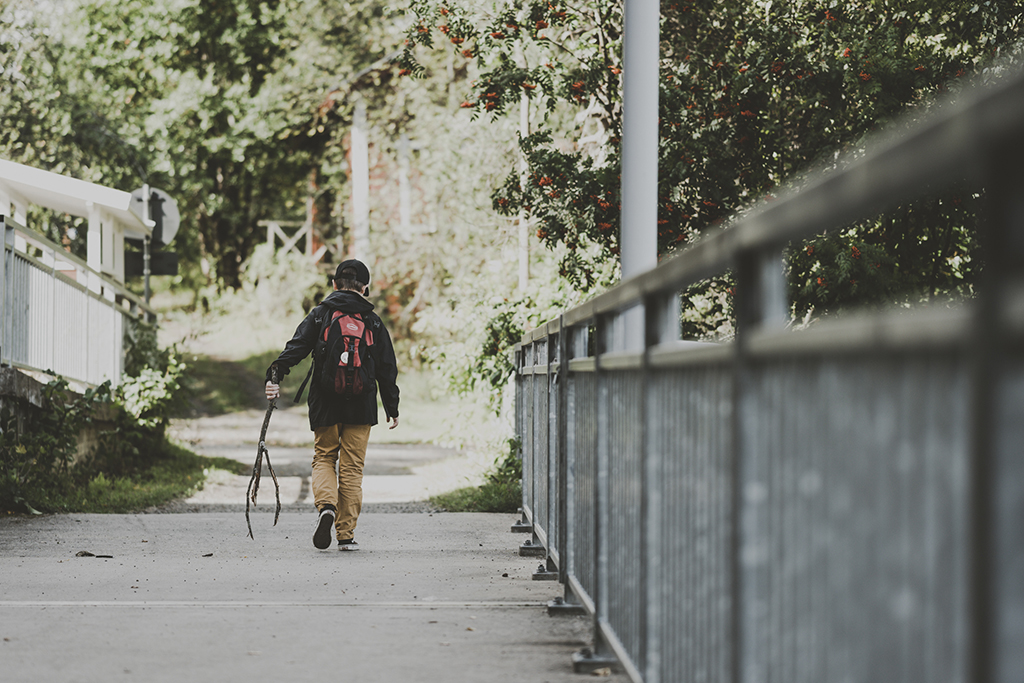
[1,217,155,388]
[514,66,1024,683]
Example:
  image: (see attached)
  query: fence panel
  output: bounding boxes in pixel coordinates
[994,360,1024,681]
[533,339,550,543]
[521,365,535,526]
[51,273,89,381]
[740,355,970,683]
[570,369,599,608]
[605,370,646,670]
[650,365,733,683]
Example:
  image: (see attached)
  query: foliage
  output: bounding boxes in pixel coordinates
[413,272,578,411]
[115,354,188,429]
[400,0,624,289]
[787,193,982,316]
[238,243,330,316]
[124,320,168,378]
[0,369,246,514]
[0,0,404,289]
[429,481,520,512]
[120,318,191,428]
[0,315,216,513]
[399,0,1023,312]
[181,350,314,416]
[492,436,523,485]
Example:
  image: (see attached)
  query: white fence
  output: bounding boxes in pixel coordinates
[1,217,155,388]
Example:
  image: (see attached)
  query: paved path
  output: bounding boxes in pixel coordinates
[168,405,493,507]
[0,511,625,683]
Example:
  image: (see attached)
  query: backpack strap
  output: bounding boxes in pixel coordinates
[293,363,314,404]
[292,309,331,404]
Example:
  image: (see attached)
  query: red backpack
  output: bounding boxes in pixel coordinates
[317,310,375,397]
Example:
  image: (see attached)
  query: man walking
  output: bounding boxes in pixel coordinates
[265,259,400,551]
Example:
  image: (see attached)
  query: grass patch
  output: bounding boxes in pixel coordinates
[182,356,256,414]
[430,480,522,513]
[181,352,312,415]
[59,444,249,513]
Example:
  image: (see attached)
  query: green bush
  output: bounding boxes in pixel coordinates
[0,337,237,514]
[0,377,108,514]
[0,378,246,514]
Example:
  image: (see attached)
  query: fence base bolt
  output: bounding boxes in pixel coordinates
[519,539,546,557]
[532,563,558,581]
[571,648,619,675]
[547,596,586,616]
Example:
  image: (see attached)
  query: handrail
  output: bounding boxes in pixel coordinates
[3,217,155,318]
[514,63,1024,683]
[1,216,155,388]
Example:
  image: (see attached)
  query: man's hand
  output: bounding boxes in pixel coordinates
[265,382,280,401]
[388,416,399,430]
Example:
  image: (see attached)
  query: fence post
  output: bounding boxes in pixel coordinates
[641,292,671,683]
[970,135,1024,683]
[733,246,787,683]
[550,318,590,615]
[570,310,620,673]
[512,343,532,533]
[49,249,57,377]
[0,218,9,367]
[556,317,569,582]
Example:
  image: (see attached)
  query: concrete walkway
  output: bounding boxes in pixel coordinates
[0,511,625,683]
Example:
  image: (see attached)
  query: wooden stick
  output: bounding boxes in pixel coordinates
[246,366,281,539]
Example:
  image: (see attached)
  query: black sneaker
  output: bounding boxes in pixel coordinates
[337,539,359,551]
[313,508,335,550]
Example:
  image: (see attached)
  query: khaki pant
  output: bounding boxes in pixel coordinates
[312,423,372,540]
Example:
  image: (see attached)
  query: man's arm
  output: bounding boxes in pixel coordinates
[374,317,400,425]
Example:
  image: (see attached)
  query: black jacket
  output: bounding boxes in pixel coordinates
[266,290,400,430]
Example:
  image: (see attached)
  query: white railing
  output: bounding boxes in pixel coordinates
[1,217,155,388]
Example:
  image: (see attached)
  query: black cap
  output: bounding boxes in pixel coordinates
[333,259,370,286]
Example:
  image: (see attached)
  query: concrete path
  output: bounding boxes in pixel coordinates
[0,511,626,683]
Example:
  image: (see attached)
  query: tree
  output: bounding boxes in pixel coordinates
[1,0,406,289]
[399,0,1024,329]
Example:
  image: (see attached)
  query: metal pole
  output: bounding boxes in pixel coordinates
[143,236,151,304]
[351,98,371,262]
[620,0,659,280]
[399,134,412,235]
[516,66,532,294]
[969,136,1024,683]
[0,218,9,367]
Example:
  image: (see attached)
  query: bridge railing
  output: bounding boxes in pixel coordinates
[514,66,1024,683]
[1,217,155,388]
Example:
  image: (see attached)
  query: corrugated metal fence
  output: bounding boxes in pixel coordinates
[1,217,154,387]
[515,67,1024,683]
